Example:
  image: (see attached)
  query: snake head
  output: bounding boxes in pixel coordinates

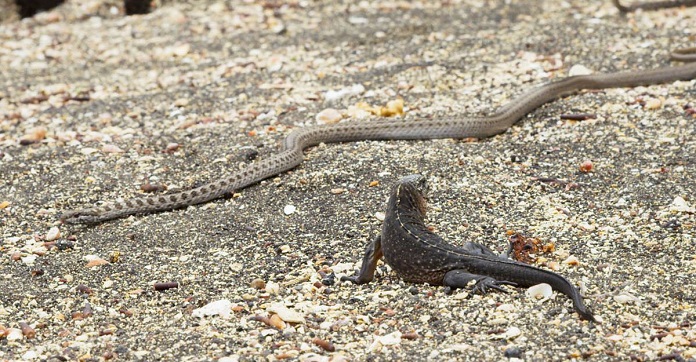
[60,209,100,224]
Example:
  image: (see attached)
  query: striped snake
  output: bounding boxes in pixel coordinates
[61,49,696,224]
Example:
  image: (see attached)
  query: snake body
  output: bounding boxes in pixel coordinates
[62,56,696,224]
[612,0,696,12]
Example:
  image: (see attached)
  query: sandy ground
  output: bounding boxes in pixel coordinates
[1,0,695,360]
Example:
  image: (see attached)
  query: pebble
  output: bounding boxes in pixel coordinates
[260,328,278,337]
[102,144,124,153]
[496,303,516,312]
[324,84,365,102]
[2,1,691,360]
[265,281,280,295]
[502,326,522,340]
[45,226,61,241]
[315,108,343,125]
[369,331,402,352]
[21,351,38,360]
[644,98,662,110]
[579,160,594,173]
[526,283,552,300]
[268,303,305,323]
[21,254,37,266]
[80,147,98,155]
[283,205,296,215]
[269,314,286,330]
[578,222,595,231]
[6,328,23,341]
[19,127,47,144]
[568,64,593,76]
[669,196,694,213]
[250,278,266,289]
[85,258,108,267]
[563,255,580,266]
[173,98,190,107]
[192,299,233,319]
[614,294,639,304]
[504,346,522,358]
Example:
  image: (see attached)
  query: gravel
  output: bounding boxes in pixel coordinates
[1,0,695,360]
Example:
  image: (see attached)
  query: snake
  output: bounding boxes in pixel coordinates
[61,49,696,224]
[612,0,696,12]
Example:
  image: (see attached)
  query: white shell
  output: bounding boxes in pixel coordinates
[526,283,553,299]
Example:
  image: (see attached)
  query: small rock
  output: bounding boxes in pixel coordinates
[496,303,515,312]
[502,326,522,340]
[173,98,190,107]
[644,98,662,110]
[347,16,368,25]
[265,281,280,295]
[578,222,595,231]
[283,205,296,215]
[260,328,278,336]
[164,143,180,153]
[613,293,639,304]
[315,108,343,125]
[19,127,47,145]
[526,283,552,300]
[568,64,593,76]
[46,226,61,241]
[269,314,286,329]
[269,303,305,323]
[250,278,266,290]
[55,240,74,250]
[6,328,22,341]
[172,43,191,57]
[579,160,594,173]
[192,299,233,319]
[669,196,694,213]
[369,331,402,352]
[102,144,124,153]
[546,261,560,271]
[85,257,109,268]
[563,255,580,266]
[324,84,365,102]
[21,254,37,266]
[81,147,98,155]
[504,346,522,358]
[22,351,38,360]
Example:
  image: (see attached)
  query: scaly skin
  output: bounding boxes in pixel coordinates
[342,175,596,322]
[61,51,696,224]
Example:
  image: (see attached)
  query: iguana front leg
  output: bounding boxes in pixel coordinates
[341,235,383,285]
